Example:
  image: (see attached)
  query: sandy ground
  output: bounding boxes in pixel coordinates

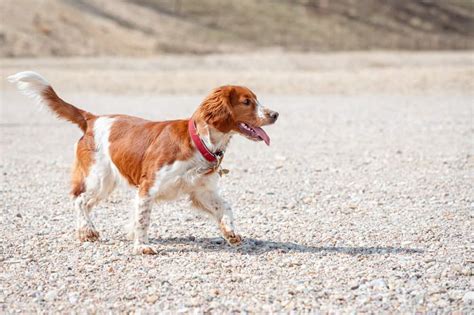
[0,52,473,313]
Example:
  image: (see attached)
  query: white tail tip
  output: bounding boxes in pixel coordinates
[7,71,51,106]
[7,71,49,85]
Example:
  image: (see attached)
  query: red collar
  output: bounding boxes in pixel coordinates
[188,119,223,163]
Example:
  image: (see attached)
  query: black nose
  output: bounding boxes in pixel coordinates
[269,111,279,121]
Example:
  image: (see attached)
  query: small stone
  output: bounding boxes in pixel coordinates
[146,294,159,304]
[349,281,359,290]
[448,290,464,301]
[44,290,58,302]
[369,279,388,289]
[274,155,287,161]
[209,289,219,297]
[463,291,474,303]
[68,292,79,304]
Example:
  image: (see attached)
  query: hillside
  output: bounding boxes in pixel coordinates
[1,0,473,57]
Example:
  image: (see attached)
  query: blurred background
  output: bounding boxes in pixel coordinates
[1,0,473,96]
[1,0,473,57]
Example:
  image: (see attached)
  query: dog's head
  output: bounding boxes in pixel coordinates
[194,85,278,145]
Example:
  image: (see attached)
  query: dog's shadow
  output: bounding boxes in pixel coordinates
[150,236,423,256]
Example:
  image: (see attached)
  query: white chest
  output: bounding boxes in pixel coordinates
[148,155,219,200]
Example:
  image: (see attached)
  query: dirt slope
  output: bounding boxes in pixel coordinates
[1,0,473,57]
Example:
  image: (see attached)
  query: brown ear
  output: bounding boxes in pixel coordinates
[220,85,236,106]
[195,86,235,133]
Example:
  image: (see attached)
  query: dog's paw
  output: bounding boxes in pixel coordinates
[77,226,100,242]
[133,244,158,255]
[224,232,243,246]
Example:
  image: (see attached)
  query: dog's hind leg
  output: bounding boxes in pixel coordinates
[71,141,116,242]
[73,170,116,242]
[71,143,99,242]
[74,192,101,242]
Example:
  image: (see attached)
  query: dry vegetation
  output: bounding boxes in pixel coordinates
[1,0,473,57]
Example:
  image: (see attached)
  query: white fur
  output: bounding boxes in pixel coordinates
[131,196,154,254]
[256,99,266,119]
[89,117,130,192]
[149,152,218,200]
[83,117,122,199]
[7,71,50,108]
[197,123,232,153]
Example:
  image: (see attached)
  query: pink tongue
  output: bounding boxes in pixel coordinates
[254,126,270,146]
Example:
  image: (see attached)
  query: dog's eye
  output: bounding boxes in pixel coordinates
[242,99,251,105]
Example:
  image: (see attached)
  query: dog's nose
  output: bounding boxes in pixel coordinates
[269,111,279,121]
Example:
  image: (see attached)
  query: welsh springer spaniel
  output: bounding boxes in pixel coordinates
[8,71,279,254]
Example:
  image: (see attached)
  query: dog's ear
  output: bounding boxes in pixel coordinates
[220,86,236,107]
[196,86,235,133]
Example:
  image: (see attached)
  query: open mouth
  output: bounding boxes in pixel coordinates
[238,122,270,145]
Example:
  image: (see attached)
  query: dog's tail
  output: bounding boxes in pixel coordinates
[7,71,92,133]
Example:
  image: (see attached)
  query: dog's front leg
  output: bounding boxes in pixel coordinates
[219,205,242,246]
[132,195,157,255]
[191,190,242,246]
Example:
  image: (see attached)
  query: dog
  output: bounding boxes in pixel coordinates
[8,71,279,254]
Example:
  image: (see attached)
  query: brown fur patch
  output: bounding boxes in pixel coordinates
[70,117,97,197]
[42,86,92,132]
[108,117,194,195]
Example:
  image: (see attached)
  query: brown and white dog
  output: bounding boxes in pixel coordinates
[8,71,279,254]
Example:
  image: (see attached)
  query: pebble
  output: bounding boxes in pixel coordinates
[145,295,160,304]
[68,292,79,304]
[369,279,388,289]
[463,291,474,303]
[44,290,58,302]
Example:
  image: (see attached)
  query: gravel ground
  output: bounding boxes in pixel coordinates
[1,54,473,313]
